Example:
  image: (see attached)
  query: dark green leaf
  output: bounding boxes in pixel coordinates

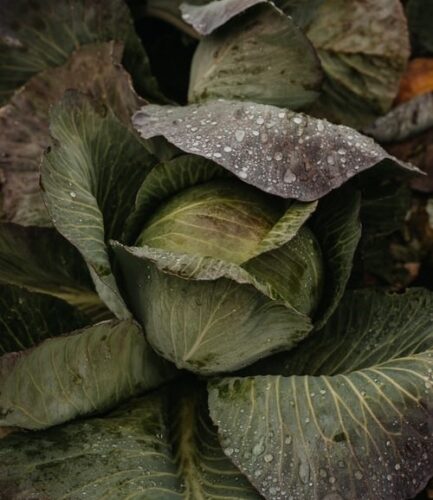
[0,385,259,498]
[360,183,411,239]
[0,319,174,429]
[209,288,433,500]
[188,3,323,109]
[133,100,417,201]
[0,223,108,321]
[0,41,144,227]
[406,0,433,55]
[41,91,158,318]
[0,0,164,104]
[311,188,361,328]
[0,285,87,354]
[113,242,312,374]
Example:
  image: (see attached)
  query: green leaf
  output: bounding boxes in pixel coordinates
[0,0,164,104]
[209,288,433,500]
[0,285,87,354]
[133,100,418,202]
[305,0,410,128]
[0,319,174,430]
[0,223,108,321]
[0,41,144,228]
[406,0,433,55]
[123,154,231,244]
[244,226,324,316]
[311,188,361,329]
[360,182,411,239]
[251,200,318,257]
[41,91,158,319]
[0,384,260,498]
[188,3,323,109]
[113,242,312,374]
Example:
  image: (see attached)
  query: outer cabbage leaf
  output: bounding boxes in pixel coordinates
[0,319,174,429]
[0,224,108,321]
[0,41,143,228]
[306,0,410,128]
[0,0,163,104]
[133,100,417,202]
[113,242,312,374]
[41,92,158,319]
[209,288,433,499]
[311,188,361,329]
[0,386,259,499]
[0,285,87,354]
[188,3,323,109]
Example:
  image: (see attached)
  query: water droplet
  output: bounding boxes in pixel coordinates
[252,442,265,456]
[213,152,222,158]
[264,454,273,463]
[274,151,283,161]
[225,447,234,456]
[235,130,245,142]
[69,191,77,198]
[298,462,310,484]
[284,170,297,183]
[293,116,303,125]
[317,121,325,132]
[394,464,401,471]
[256,117,265,125]
[354,471,363,480]
[285,436,292,445]
[223,146,232,153]
[278,112,286,119]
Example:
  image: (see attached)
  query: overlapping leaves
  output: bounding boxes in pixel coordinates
[0,0,163,104]
[133,100,416,201]
[209,289,433,499]
[0,385,259,498]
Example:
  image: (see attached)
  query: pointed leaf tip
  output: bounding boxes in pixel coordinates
[133,100,419,201]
